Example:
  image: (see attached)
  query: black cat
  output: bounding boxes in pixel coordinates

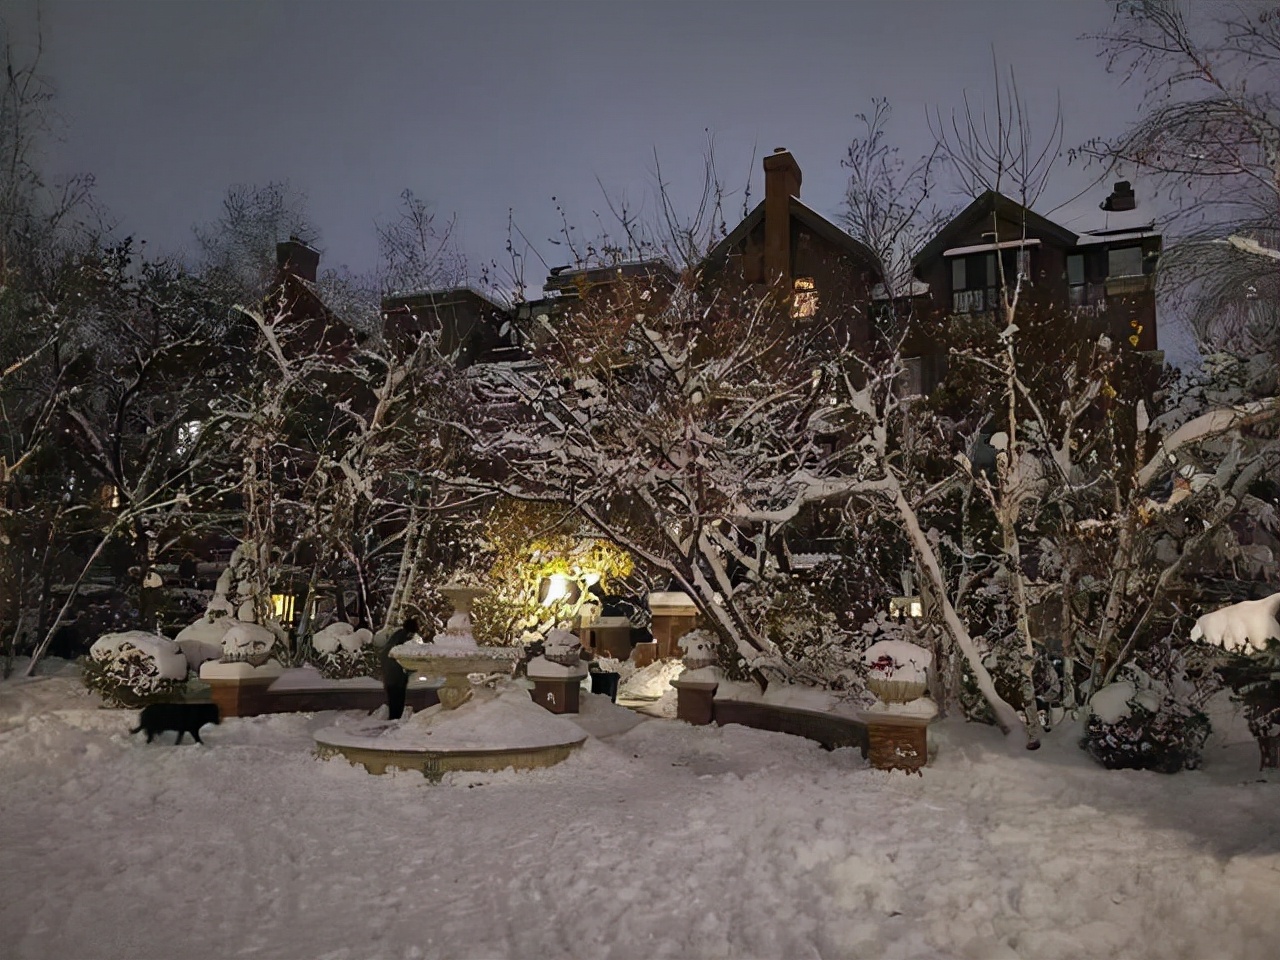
[131,702,221,744]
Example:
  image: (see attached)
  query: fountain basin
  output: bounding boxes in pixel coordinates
[313,685,587,780]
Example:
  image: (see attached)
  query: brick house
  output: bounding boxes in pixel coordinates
[903,184,1162,393]
[702,148,884,353]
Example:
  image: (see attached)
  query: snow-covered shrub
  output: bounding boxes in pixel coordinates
[173,615,232,672]
[1081,663,1211,773]
[82,631,189,707]
[757,576,864,689]
[955,578,1060,726]
[307,622,377,680]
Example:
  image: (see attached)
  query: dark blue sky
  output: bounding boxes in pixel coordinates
[24,1,1147,282]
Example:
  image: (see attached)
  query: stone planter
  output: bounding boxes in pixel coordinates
[866,677,928,704]
[672,677,718,725]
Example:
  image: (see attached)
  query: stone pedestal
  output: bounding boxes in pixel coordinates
[526,655,588,715]
[864,715,929,774]
[859,698,936,774]
[531,678,582,714]
[648,591,699,660]
[632,641,658,669]
[672,678,717,725]
[199,661,284,718]
[580,616,633,659]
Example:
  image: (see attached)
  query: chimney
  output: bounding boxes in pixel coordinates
[276,237,320,283]
[1101,181,1136,212]
[763,148,802,284]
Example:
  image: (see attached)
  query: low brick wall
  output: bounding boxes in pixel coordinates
[207,677,439,718]
[712,699,869,758]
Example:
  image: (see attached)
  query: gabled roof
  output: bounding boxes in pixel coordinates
[703,197,882,279]
[912,190,1078,268]
[383,285,510,314]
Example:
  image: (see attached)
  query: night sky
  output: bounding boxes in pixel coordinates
[23,1,1147,282]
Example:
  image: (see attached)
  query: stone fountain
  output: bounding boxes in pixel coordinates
[313,582,587,780]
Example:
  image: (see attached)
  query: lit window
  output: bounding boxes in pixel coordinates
[792,277,818,319]
[1107,246,1143,278]
[271,594,295,622]
[889,596,924,619]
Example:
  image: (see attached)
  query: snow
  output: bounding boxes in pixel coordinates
[173,617,231,669]
[1191,593,1280,654]
[311,622,373,655]
[88,631,188,680]
[1091,682,1137,724]
[321,685,586,752]
[617,659,683,701]
[864,639,933,685]
[4,660,1280,960]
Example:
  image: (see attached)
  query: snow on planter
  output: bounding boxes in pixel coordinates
[220,621,280,666]
[1190,592,1280,655]
[863,639,931,704]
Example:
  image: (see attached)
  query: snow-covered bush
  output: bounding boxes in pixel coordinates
[173,615,233,672]
[757,577,864,689]
[1081,664,1210,773]
[955,579,1059,727]
[307,622,377,680]
[82,631,189,707]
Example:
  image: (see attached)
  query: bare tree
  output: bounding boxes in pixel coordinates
[195,181,317,304]
[376,189,467,297]
[1080,0,1280,356]
[842,99,951,298]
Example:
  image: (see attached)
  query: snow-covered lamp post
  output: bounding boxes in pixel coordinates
[671,629,720,725]
[860,639,937,773]
[526,628,589,714]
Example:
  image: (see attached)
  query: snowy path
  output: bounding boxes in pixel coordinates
[2,669,1279,960]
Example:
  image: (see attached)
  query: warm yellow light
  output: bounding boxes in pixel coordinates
[792,277,818,319]
[271,594,295,621]
[889,596,923,619]
[540,574,571,606]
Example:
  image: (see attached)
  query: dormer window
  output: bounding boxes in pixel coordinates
[792,277,818,319]
[1107,246,1143,279]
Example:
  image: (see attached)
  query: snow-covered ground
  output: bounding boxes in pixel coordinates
[2,660,1279,960]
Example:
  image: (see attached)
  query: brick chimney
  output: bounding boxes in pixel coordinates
[763,148,802,285]
[1101,181,1136,212]
[276,237,320,283]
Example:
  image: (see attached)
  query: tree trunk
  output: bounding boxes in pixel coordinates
[891,484,1023,736]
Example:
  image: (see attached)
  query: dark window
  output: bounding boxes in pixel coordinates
[1107,246,1143,278]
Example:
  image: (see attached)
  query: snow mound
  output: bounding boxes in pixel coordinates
[89,631,187,680]
[1090,681,1136,724]
[619,658,684,700]
[173,617,231,669]
[311,622,374,655]
[863,639,931,683]
[1190,592,1280,654]
[378,684,585,751]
